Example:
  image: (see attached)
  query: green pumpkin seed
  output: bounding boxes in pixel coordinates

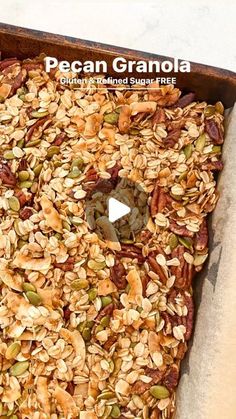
[150,385,170,399]
[100,315,110,328]
[129,128,140,135]
[211,145,221,154]
[97,391,115,401]
[10,361,29,377]
[8,196,20,212]
[178,171,188,181]
[62,220,71,231]
[0,95,5,103]
[33,163,43,176]
[95,325,104,334]
[215,101,224,115]
[25,139,41,147]
[88,260,106,271]
[120,238,134,244]
[67,167,81,178]
[71,279,89,291]
[18,170,30,181]
[111,405,121,418]
[19,181,33,189]
[18,239,27,249]
[169,233,178,250]
[31,111,49,118]
[178,236,193,250]
[195,134,206,152]
[101,296,112,307]
[18,94,25,101]
[204,105,215,117]
[170,192,182,201]
[104,112,119,125]
[17,139,25,148]
[82,327,91,342]
[26,291,42,306]
[113,358,122,376]
[5,342,21,360]
[3,151,14,160]
[193,253,208,266]
[88,287,97,301]
[47,146,60,158]
[71,158,84,170]
[22,282,36,292]
[183,144,193,159]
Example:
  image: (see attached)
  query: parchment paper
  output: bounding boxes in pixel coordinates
[176,104,236,419]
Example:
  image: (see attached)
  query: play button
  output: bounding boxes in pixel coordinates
[108,197,131,223]
[84,169,148,246]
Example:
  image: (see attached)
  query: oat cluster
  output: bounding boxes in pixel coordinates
[0,56,224,419]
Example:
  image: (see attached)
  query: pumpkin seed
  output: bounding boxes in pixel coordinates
[62,220,71,231]
[0,95,5,103]
[195,134,206,152]
[169,233,178,250]
[178,236,192,250]
[18,170,30,181]
[113,358,122,376]
[71,158,84,170]
[26,291,42,306]
[18,239,27,249]
[31,111,49,118]
[100,315,110,328]
[150,385,170,399]
[67,167,81,179]
[18,94,25,101]
[204,105,215,117]
[194,253,208,266]
[82,327,91,342]
[104,112,119,125]
[25,139,41,147]
[178,171,188,181]
[33,163,43,176]
[97,391,115,400]
[88,260,106,271]
[101,296,112,307]
[95,325,104,334]
[17,139,25,148]
[211,145,221,154]
[129,128,139,135]
[10,361,29,377]
[5,342,21,360]
[71,279,89,291]
[47,146,60,158]
[19,181,33,189]
[183,144,193,159]
[111,405,121,418]
[3,150,15,160]
[8,196,20,212]
[88,288,97,301]
[170,192,182,201]
[215,101,224,115]
[22,282,36,292]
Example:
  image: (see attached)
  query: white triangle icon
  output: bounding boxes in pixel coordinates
[108,197,131,223]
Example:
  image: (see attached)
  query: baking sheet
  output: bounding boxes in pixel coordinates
[176,104,236,419]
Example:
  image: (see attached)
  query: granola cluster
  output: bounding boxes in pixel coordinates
[0,57,224,419]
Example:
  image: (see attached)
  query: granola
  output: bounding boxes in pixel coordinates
[0,56,224,418]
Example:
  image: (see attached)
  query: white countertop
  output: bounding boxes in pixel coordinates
[1,0,236,72]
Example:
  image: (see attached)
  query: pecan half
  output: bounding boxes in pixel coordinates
[174,92,196,108]
[205,119,224,145]
[102,334,118,351]
[163,129,181,148]
[54,257,75,272]
[22,62,44,71]
[110,261,127,290]
[18,158,28,171]
[116,244,144,264]
[0,58,19,71]
[19,207,33,220]
[163,364,179,390]
[169,221,194,238]
[202,160,223,171]
[0,163,16,187]
[152,108,166,126]
[15,190,33,208]
[132,367,165,395]
[170,245,194,289]
[65,382,75,396]
[26,116,52,143]
[96,303,114,322]
[148,254,168,284]
[53,132,67,146]
[195,218,208,251]
[150,408,160,419]
[185,294,194,341]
